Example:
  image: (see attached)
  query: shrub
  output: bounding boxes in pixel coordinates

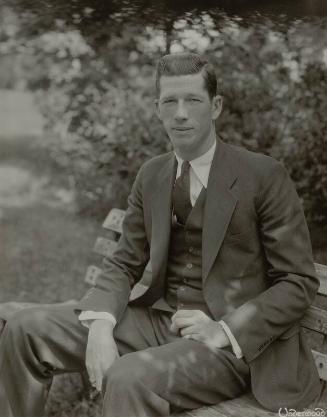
[1,7,326,224]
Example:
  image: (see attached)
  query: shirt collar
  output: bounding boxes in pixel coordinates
[175,141,216,188]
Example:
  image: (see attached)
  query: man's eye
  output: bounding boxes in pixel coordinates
[189,98,201,103]
[163,99,176,104]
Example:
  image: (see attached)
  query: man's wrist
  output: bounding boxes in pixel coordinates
[90,319,115,332]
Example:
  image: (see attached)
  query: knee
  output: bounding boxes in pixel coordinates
[104,353,151,393]
[3,307,52,342]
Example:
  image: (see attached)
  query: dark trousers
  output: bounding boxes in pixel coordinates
[0,304,250,417]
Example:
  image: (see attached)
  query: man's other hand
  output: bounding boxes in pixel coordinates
[170,310,230,350]
[86,319,119,392]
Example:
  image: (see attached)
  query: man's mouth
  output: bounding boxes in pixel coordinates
[173,127,193,131]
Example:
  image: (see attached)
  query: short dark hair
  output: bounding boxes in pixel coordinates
[155,53,218,99]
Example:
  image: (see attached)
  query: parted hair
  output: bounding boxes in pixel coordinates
[155,53,218,99]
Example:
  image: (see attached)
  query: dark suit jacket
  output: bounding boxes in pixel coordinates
[77,138,321,411]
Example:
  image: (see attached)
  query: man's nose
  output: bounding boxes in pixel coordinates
[174,100,188,120]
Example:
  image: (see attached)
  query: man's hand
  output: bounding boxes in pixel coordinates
[86,319,119,392]
[171,310,230,351]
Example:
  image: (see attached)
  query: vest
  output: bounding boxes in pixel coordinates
[151,187,213,318]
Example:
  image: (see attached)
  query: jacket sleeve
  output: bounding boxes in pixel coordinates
[75,164,150,323]
[221,161,319,363]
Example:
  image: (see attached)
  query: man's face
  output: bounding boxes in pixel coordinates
[156,72,222,160]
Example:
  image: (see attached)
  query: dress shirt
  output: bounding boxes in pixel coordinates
[79,140,243,359]
[175,140,216,206]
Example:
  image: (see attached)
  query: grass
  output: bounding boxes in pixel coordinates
[0,205,98,304]
[46,374,102,417]
[0,203,103,416]
[0,136,104,416]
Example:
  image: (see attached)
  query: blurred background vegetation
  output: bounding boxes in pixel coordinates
[1,1,327,415]
[1,0,327,221]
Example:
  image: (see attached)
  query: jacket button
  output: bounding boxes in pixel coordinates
[186,263,193,269]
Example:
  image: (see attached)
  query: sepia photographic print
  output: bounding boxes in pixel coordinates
[0,1,327,416]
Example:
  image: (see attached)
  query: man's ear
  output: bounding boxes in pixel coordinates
[212,95,223,120]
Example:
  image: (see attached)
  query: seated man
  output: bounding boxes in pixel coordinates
[0,52,321,417]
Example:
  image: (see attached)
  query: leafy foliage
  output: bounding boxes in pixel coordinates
[1,4,326,224]
[210,19,327,223]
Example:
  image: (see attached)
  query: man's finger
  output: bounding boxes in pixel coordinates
[86,362,96,386]
[96,379,102,392]
[88,374,97,388]
[172,310,198,320]
[172,317,196,329]
[170,321,179,334]
[180,324,197,336]
[183,333,200,341]
[94,367,103,392]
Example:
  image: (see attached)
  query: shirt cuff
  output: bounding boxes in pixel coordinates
[219,320,243,359]
[78,311,117,329]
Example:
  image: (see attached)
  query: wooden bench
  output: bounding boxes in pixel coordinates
[85,208,327,416]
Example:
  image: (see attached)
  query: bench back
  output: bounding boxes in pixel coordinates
[85,208,327,381]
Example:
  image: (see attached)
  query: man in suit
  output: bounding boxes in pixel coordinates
[0,52,321,417]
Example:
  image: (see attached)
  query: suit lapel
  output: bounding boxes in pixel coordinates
[150,153,177,283]
[202,140,238,282]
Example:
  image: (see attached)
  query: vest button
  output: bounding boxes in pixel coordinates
[189,247,194,253]
[186,263,193,269]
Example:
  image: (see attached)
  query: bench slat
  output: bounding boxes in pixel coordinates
[315,263,327,296]
[174,387,327,417]
[209,394,279,417]
[301,306,327,335]
[85,265,102,286]
[93,237,118,258]
[102,208,125,233]
[173,393,279,417]
[312,349,327,381]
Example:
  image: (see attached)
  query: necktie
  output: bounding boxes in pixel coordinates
[173,160,192,225]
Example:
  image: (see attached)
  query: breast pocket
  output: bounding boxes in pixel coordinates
[223,227,256,247]
[224,204,257,244]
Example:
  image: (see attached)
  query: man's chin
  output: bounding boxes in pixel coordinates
[173,143,200,161]
[169,131,195,145]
